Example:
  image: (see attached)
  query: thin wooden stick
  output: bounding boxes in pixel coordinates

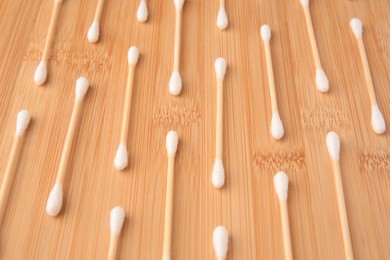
[212,58,227,189]
[350,18,386,134]
[114,47,139,171]
[34,0,63,85]
[94,0,105,22]
[108,207,125,260]
[326,132,354,260]
[169,0,185,95]
[46,78,89,217]
[274,171,292,260]
[260,24,284,140]
[299,0,329,92]
[163,131,179,260]
[0,110,31,228]
[280,200,293,260]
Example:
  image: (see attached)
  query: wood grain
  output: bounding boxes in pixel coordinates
[0,0,389,259]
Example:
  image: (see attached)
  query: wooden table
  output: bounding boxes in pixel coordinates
[0,0,389,259]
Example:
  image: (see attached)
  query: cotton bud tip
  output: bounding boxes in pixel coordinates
[212,160,225,188]
[114,144,128,170]
[260,24,271,41]
[213,226,229,258]
[87,20,100,43]
[166,131,179,155]
[371,104,386,134]
[75,77,89,100]
[216,8,228,30]
[34,61,47,86]
[215,57,227,80]
[137,0,148,22]
[273,171,289,200]
[326,131,340,160]
[169,71,182,95]
[110,207,125,236]
[128,46,139,65]
[46,183,63,217]
[350,18,363,38]
[16,110,31,136]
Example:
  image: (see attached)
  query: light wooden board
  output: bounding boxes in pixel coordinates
[0,0,389,259]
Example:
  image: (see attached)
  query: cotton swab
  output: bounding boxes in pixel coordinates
[299,0,329,92]
[108,207,125,260]
[169,0,185,96]
[46,77,89,217]
[213,226,229,260]
[137,0,148,22]
[34,0,63,85]
[274,171,292,260]
[212,58,227,189]
[216,0,228,30]
[87,0,106,43]
[0,110,31,228]
[163,131,179,260]
[326,132,354,260]
[350,18,386,134]
[114,46,139,171]
[260,24,285,140]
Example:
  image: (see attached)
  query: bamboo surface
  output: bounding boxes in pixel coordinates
[0,0,389,259]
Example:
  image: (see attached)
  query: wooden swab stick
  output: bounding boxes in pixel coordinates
[212,57,227,189]
[326,132,354,260]
[169,0,185,96]
[350,18,386,134]
[34,0,63,86]
[260,24,285,140]
[108,207,125,260]
[46,77,89,217]
[299,0,329,92]
[216,0,228,30]
[137,0,148,22]
[114,46,139,171]
[87,0,106,43]
[213,226,229,260]
[0,110,31,228]
[274,171,292,260]
[163,131,179,260]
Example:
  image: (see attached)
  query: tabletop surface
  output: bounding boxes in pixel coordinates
[0,0,389,259]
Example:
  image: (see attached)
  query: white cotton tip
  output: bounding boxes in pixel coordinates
[273,171,289,201]
[271,112,284,140]
[213,226,229,258]
[46,183,63,217]
[260,24,271,41]
[326,131,340,160]
[315,68,329,93]
[350,18,363,38]
[174,0,185,10]
[34,61,47,86]
[215,57,227,80]
[137,0,148,22]
[166,131,179,155]
[216,7,228,30]
[169,71,182,95]
[371,104,386,134]
[75,77,89,100]
[114,143,128,170]
[212,160,225,189]
[128,46,140,65]
[110,207,125,236]
[300,0,309,6]
[87,20,100,43]
[15,110,31,137]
